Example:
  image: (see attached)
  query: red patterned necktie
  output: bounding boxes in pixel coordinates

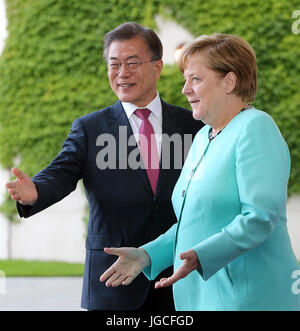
[134,108,160,194]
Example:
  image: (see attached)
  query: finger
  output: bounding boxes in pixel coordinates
[122,276,135,286]
[11,193,22,201]
[157,270,185,288]
[12,168,26,180]
[154,277,168,289]
[157,277,175,288]
[8,188,18,196]
[111,274,127,287]
[105,272,121,287]
[100,267,116,283]
[6,182,17,189]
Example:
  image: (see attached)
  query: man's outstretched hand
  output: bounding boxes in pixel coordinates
[6,168,38,205]
[100,247,151,287]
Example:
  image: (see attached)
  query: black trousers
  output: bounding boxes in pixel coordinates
[88,281,175,312]
[135,280,175,312]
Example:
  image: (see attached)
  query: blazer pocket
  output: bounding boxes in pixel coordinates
[85,234,122,250]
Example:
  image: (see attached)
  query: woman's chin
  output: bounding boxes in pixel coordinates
[192,110,204,122]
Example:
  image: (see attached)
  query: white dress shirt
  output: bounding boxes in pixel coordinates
[121,92,162,159]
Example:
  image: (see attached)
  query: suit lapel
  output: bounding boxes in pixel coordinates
[154,100,181,200]
[110,101,153,195]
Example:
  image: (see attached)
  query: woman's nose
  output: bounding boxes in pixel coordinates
[182,80,192,96]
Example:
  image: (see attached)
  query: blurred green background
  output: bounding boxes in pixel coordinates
[0,259,84,276]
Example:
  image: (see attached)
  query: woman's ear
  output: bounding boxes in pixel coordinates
[223,71,237,94]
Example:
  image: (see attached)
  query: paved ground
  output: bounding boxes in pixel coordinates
[0,277,85,311]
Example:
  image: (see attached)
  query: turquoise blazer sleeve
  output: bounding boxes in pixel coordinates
[141,223,177,280]
[193,112,290,280]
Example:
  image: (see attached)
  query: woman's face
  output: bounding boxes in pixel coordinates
[182,55,227,124]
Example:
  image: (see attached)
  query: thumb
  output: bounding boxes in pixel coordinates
[12,168,26,180]
[104,247,123,256]
[179,251,190,260]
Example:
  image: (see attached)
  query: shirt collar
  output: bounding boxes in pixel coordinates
[121,92,162,120]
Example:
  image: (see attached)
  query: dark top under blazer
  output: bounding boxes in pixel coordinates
[17,99,204,310]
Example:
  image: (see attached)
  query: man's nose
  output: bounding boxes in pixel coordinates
[118,63,130,76]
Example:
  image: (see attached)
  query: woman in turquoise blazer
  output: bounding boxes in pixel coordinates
[100,33,300,311]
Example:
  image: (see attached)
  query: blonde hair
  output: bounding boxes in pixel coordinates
[177,33,257,102]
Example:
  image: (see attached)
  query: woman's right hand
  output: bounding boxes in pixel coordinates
[99,247,151,287]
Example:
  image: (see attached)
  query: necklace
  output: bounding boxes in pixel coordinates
[208,105,252,142]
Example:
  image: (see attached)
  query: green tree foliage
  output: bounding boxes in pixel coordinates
[0,0,299,220]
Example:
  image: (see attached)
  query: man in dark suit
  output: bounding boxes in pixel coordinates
[6,22,203,311]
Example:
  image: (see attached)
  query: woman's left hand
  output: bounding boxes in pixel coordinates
[155,249,200,288]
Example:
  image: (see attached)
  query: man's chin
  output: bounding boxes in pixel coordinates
[116,92,135,103]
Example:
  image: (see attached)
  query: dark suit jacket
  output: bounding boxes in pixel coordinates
[17,99,204,310]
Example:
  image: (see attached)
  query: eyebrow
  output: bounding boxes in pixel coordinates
[109,55,140,61]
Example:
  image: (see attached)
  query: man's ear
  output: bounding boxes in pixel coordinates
[155,59,163,79]
[223,71,237,94]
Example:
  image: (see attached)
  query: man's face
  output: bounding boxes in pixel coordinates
[107,37,163,107]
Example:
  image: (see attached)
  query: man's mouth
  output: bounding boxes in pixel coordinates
[118,83,135,88]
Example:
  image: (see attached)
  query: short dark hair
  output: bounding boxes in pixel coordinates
[103,22,163,62]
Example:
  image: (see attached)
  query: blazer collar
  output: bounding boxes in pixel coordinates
[121,93,162,121]
[110,99,180,135]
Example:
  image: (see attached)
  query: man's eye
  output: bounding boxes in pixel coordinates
[126,62,139,69]
[109,63,120,68]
